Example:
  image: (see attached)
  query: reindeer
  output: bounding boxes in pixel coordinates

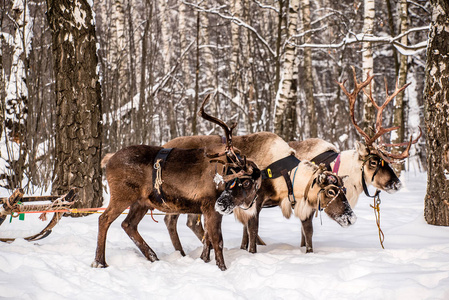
[163,132,356,255]
[288,67,421,249]
[91,95,262,271]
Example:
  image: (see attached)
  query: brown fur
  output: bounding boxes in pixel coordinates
[162,133,355,255]
[92,144,261,271]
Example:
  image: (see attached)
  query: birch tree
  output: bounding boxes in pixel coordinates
[2,0,32,190]
[47,0,103,208]
[362,0,375,133]
[158,0,177,139]
[301,0,316,138]
[274,0,299,140]
[424,0,449,226]
[391,0,409,172]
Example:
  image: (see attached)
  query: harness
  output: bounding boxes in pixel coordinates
[152,148,174,203]
[360,154,384,198]
[262,155,301,207]
[310,150,341,174]
[303,165,343,217]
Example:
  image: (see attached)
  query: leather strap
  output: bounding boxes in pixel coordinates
[261,155,300,180]
[152,148,173,204]
[310,150,339,172]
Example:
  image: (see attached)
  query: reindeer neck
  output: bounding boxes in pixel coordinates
[335,149,365,208]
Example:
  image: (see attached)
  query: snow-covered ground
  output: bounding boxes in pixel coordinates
[1,172,448,300]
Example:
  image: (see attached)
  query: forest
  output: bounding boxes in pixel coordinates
[1,0,448,224]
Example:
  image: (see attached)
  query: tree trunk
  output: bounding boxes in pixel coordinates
[274,0,299,140]
[0,6,4,139]
[158,0,176,139]
[362,0,375,132]
[47,0,103,209]
[301,0,316,138]
[230,0,242,101]
[3,0,32,190]
[391,0,409,173]
[424,0,449,226]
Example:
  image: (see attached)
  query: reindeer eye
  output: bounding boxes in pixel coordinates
[369,160,378,167]
[327,189,336,197]
[242,180,251,188]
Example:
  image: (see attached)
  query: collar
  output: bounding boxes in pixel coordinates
[261,155,301,180]
[310,150,339,173]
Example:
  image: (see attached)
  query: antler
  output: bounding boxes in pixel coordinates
[198,94,246,168]
[337,66,421,162]
[336,66,375,144]
[198,94,237,151]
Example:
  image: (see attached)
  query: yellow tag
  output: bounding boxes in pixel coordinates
[267,168,272,178]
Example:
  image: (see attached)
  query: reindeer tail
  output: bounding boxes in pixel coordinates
[101,153,115,168]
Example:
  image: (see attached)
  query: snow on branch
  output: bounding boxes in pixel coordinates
[291,25,429,56]
[183,1,276,58]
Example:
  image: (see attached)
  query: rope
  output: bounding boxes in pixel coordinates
[5,205,180,225]
[154,159,163,193]
[369,194,385,249]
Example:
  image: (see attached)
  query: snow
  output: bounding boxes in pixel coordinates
[1,172,449,299]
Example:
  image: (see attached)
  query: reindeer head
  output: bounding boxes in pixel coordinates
[198,94,262,215]
[337,66,422,193]
[305,166,356,227]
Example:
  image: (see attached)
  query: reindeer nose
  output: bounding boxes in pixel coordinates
[348,213,357,225]
[386,179,402,192]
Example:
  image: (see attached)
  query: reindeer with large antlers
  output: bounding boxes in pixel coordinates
[92,95,262,271]
[285,67,421,250]
[289,66,421,207]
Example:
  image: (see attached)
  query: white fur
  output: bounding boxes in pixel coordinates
[234,205,257,224]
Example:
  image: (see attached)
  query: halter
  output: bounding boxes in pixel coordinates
[224,160,260,211]
[360,154,384,198]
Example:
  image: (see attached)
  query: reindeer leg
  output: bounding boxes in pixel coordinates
[241,223,266,250]
[203,211,226,271]
[186,213,205,242]
[164,214,186,256]
[240,225,249,250]
[247,198,265,253]
[246,215,260,253]
[300,225,306,248]
[301,215,314,253]
[122,202,158,262]
[200,232,211,263]
[92,201,130,268]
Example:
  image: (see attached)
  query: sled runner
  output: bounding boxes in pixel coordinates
[0,188,77,242]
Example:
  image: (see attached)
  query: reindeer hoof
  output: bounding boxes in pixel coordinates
[91,261,108,268]
[306,247,314,253]
[200,254,211,263]
[217,263,227,271]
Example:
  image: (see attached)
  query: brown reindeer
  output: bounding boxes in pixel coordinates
[163,133,356,255]
[286,67,421,249]
[91,95,262,271]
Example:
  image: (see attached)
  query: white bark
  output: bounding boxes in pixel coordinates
[179,2,191,87]
[6,0,32,141]
[230,0,242,100]
[199,0,216,90]
[393,0,409,147]
[274,0,300,137]
[362,0,375,131]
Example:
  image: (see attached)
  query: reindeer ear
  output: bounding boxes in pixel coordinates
[317,173,327,186]
[355,141,370,158]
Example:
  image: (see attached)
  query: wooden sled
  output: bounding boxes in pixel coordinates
[0,188,77,242]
